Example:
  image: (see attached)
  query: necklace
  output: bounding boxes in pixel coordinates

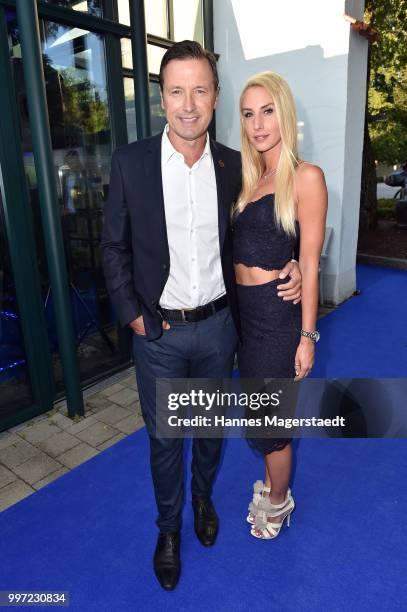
[262,168,277,180]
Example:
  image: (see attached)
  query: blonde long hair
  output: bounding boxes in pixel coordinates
[234,72,300,235]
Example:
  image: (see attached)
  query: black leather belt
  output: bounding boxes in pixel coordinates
[158,294,228,323]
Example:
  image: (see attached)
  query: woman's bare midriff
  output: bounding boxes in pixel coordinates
[234,263,281,286]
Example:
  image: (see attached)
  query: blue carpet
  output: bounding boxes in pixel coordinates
[2,264,406,610]
[1,431,406,611]
[312,265,407,377]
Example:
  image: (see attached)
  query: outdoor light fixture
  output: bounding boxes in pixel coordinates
[344,14,379,42]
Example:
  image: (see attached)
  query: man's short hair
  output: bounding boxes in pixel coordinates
[159,40,219,92]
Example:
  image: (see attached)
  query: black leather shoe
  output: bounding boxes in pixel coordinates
[153,531,181,591]
[192,496,219,547]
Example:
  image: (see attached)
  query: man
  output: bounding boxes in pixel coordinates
[101,40,301,591]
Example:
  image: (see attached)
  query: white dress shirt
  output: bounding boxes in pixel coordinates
[159,125,226,310]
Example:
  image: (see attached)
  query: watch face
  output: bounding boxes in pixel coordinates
[301,330,320,342]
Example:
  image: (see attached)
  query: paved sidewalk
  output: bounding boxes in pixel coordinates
[0,368,143,512]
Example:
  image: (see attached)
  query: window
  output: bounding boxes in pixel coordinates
[172,0,203,43]
[43,0,102,17]
[117,0,205,64]
[8,14,130,387]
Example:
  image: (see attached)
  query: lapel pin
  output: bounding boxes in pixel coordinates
[218,160,225,168]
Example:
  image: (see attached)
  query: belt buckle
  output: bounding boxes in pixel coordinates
[181,309,187,322]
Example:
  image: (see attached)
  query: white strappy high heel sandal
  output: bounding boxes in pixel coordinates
[250,489,295,539]
[247,480,271,525]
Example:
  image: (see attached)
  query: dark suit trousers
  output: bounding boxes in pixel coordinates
[132,306,238,533]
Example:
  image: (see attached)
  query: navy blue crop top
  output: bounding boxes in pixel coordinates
[233,193,299,270]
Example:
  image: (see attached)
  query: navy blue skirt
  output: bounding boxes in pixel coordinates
[237,277,301,455]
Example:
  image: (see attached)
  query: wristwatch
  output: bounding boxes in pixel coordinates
[300,329,320,343]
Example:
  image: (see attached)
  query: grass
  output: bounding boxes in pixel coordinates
[377,197,396,220]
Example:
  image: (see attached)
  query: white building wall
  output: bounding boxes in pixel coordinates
[214,0,368,305]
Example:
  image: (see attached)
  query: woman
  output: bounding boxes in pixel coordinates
[233,72,327,539]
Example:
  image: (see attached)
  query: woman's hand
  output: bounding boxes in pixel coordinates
[294,339,315,379]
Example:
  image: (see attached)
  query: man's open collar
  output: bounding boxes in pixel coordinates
[161,123,211,165]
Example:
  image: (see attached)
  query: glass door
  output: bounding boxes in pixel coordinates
[7,11,131,392]
[0,197,34,423]
[0,6,54,431]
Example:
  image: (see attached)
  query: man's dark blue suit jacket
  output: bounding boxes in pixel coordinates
[101,132,242,340]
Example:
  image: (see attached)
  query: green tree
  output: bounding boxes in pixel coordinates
[360,0,407,230]
[60,67,109,137]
